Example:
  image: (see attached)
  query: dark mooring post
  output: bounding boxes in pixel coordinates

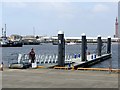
[81,33,87,61]
[97,35,102,56]
[58,31,65,67]
[107,36,111,54]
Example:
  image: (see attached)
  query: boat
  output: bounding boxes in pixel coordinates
[0,24,23,47]
[66,42,77,45]
[0,38,23,47]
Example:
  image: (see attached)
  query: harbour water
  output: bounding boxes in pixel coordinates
[0,43,119,69]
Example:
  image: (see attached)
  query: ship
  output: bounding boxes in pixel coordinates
[0,39,23,47]
[0,24,23,47]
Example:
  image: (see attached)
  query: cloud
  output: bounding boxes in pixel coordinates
[50,2,75,18]
[37,2,82,19]
[92,4,110,13]
[3,2,27,8]
[3,2,78,19]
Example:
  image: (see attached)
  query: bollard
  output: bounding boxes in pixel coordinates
[97,35,102,56]
[68,63,71,68]
[91,55,93,59]
[81,33,87,61]
[78,53,80,58]
[107,36,111,54]
[58,31,65,67]
[94,54,96,59]
[74,54,77,58]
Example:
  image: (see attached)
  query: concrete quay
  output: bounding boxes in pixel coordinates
[1,68,119,88]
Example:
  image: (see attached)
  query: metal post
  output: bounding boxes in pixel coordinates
[97,35,102,56]
[107,36,112,73]
[107,36,111,54]
[58,31,65,67]
[81,33,87,61]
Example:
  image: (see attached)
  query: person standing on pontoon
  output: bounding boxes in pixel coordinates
[29,48,35,63]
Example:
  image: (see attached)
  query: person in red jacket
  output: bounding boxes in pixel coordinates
[29,48,35,63]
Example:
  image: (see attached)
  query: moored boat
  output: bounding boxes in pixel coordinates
[0,40,23,47]
[66,42,78,45]
[0,24,23,47]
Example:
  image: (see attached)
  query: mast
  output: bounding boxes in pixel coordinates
[115,17,118,37]
[4,24,6,38]
[2,28,4,37]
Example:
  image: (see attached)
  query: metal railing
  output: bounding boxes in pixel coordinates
[10,54,74,65]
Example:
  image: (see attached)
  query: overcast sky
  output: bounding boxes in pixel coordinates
[1,0,118,37]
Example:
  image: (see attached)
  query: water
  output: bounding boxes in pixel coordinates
[0,43,119,69]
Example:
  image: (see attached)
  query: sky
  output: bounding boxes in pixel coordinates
[1,0,119,37]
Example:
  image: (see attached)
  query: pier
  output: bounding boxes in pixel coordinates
[53,33,113,70]
[8,53,112,69]
[71,53,111,69]
[6,31,115,72]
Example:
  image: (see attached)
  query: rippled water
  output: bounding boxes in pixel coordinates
[0,43,119,69]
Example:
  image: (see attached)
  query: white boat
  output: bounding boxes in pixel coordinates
[66,42,77,45]
[0,37,23,47]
